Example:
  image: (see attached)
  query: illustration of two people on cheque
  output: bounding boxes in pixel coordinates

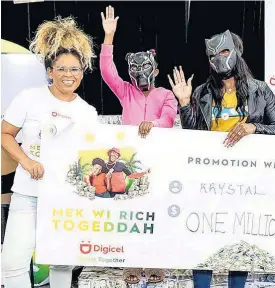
[88,148,150,198]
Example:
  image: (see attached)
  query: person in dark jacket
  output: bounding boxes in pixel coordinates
[168,30,275,148]
[168,29,275,288]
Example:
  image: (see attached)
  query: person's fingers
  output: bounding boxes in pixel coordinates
[110,6,114,19]
[167,75,175,88]
[109,5,113,18]
[143,123,153,138]
[230,125,245,147]
[230,134,243,147]
[140,123,144,134]
[144,123,150,136]
[115,16,119,23]
[173,70,177,84]
[101,12,105,21]
[138,123,144,137]
[141,123,147,138]
[32,167,39,180]
[224,132,233,147]
[224,131,235,147]
[187,74,194,86]
[173,69,179,84]
[37,165,44,179]
[106,6,109,18]
[229,133,243,147]
[224,123,239,144]
[112,6,115,19]
[225,124,243,147]
[179,66,187,85]
[139,122,144,132]
[30,169,35,179]
[175,67,182,84]
[141,124,146,138]
[174,67,181,84]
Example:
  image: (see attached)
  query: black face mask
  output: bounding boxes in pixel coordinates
[125,50,157,92]
[216,67,236,80]
[205,30,237,78]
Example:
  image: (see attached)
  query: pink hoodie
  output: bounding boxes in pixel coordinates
[100,44,178,127]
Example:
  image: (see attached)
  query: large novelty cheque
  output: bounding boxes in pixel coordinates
[36,121,275,272]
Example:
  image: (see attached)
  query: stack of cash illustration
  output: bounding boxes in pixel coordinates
[128,176,150,197]
[78,267,126,288]
[66,168,96,200]
[196,241,275,273]
[114,176,150,201]
[78,266,275,288]
[97,115,182,128]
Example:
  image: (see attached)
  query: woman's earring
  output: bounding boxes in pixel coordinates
[47,76,53,85]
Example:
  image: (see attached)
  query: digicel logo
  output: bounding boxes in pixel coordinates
[80,241,124,255]
[51,112,71,119]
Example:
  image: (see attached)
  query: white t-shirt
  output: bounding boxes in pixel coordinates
[4,85,98,197]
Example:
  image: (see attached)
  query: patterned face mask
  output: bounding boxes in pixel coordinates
[205,30,237,78]
[126,49,157,91]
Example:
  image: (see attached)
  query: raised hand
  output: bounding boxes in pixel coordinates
[101,5,119,36]
[168,66,194,107]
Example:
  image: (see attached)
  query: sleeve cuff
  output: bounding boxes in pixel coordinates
[3,117,24,129]
[101,44,114,56]
[253,123,262,134]
[151,120,160,127]
[179,102,191,113]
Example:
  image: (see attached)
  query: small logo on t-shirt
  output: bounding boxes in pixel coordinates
[30,144,40,158]
[52,112,71,119]
[48,124,57,136]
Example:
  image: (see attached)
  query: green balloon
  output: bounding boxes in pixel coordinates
[32,250,49,287]
[33,263,49,286]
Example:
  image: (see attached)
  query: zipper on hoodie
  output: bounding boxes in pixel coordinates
[144,97,148,120]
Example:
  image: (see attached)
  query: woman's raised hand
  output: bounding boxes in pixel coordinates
[168,66,194,107]
[101,5,119,36]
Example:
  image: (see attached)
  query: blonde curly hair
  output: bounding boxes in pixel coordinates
[29,16,95,71]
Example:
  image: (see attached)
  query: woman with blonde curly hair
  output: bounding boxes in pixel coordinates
[1,16,97,288]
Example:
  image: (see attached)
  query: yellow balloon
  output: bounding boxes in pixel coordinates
[116,131,125,140]
[85,133,95,142]
[1,39,30,54]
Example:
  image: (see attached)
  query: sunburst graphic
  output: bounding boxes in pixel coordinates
[85,133,95,142]
[116,131,125,140]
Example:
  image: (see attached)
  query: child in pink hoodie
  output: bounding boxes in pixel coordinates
[100,6,178,137]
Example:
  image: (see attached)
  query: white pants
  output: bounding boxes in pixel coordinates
[2,193,74,288]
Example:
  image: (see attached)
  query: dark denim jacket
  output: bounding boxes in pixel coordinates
[179,78,275,135]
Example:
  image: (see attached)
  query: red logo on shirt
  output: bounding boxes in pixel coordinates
[270,76,275,86]
[51,112,71,119]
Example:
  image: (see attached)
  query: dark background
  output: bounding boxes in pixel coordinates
[1,1,264,115]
